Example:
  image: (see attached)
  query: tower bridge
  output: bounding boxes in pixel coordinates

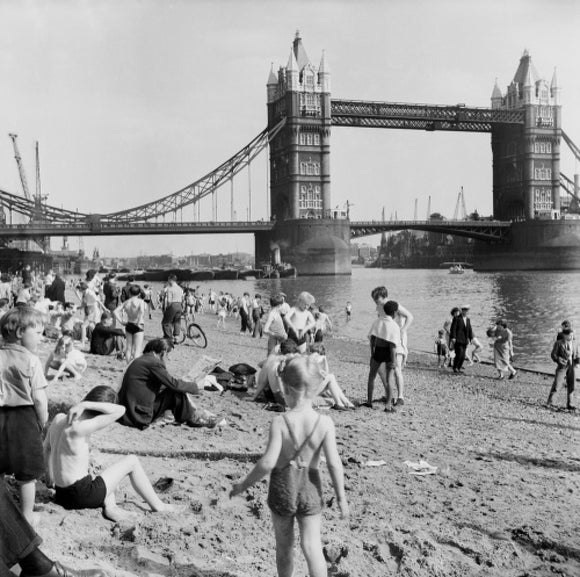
[2,33,579,273]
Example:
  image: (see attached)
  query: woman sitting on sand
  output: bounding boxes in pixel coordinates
[44,385,181,522]
[254,340,355,410]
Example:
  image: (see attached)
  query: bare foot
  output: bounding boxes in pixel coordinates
[102,505,138,523]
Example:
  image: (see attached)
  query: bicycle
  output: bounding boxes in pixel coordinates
[175,312,208,348]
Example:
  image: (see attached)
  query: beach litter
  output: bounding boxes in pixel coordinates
[404,460,438,475]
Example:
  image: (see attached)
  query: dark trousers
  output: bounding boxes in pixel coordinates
[252,312,262,338]
[453,343,467,371]
[240,309,251,333]
[152,389,196,424]
[0,477,42,574]
[162,303,182,340]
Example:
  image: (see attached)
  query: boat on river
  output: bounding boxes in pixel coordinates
[449,264,465,274]
[261,262,297,279]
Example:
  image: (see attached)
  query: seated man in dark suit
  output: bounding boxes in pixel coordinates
[117,338,216,429]
[90,312,126,358]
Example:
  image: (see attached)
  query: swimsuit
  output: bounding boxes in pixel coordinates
[55,474,107,510]
[126,322,144,335]
[267,414,324,517]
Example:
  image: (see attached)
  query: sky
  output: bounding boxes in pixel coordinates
[0,0,579,258]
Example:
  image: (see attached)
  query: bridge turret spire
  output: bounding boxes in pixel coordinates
[318,49,331,92]
[551,67,560,104]
[491,78,502,109]
[286,46,299,89]
[292,30,310,70]
[267,63,278,102]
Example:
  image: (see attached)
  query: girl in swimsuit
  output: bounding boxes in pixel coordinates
[231,356,348,577]
[44,332,86,381]
[114,285,146,363]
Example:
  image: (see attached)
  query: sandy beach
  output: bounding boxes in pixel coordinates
[18,308,580,577]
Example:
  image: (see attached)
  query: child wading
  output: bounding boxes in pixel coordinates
[231,356,348,577]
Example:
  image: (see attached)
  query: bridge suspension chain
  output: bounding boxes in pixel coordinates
[0,120,285,227]
[101,118,285,224]
[562,130,580,162]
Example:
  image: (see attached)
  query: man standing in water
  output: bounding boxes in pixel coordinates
[450,305,473,374]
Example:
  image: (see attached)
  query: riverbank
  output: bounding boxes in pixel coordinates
[24,309,579,577]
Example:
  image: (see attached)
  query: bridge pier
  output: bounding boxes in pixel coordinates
[255,218,351,276]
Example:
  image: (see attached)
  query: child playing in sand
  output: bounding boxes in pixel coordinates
[44,385,182,522]
[44,332,87,381]
[435,329,450,368]
[231,355,348,577]
[0,307,48,526]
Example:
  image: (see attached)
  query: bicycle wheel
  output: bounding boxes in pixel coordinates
[187,323,208,348]
[174,317,187,345]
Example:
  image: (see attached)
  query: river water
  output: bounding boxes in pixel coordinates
[144,267,580,373]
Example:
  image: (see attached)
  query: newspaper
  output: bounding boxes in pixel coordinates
[183,355,222,384]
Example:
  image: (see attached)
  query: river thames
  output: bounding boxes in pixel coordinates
[145,267,580,374]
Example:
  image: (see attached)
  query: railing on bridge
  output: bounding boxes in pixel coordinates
[330,100,524,132]
[350,219,511,241]
[0,220,275,239]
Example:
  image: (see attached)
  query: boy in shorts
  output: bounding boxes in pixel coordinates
[365,300,400,412]
[435,329,450,368]
[0,307,49,526]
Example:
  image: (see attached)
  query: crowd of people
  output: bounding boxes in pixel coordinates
[0,264,576,577]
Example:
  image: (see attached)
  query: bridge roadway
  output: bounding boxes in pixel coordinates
[350,219,511,241]
[0,218,511,242]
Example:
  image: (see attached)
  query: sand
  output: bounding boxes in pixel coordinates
[19,308,580,577]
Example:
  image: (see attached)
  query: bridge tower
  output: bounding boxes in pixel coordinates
[491,50,561,220]
[256,32,351,275]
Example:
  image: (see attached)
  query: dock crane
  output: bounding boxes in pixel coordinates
[453,186,468,220]
[8,133,32,200]
[8,134,48,251]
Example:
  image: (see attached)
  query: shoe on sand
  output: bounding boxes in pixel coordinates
[508,371,517,380]
[186,414,218,428]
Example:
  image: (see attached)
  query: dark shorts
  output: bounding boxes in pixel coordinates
[126,322,144,335]
[436,343,449,356]
[55,475,107,510]
[0,406,44,482]
[372,345,395,365]
[268,466,323,517]
[287,327,307,346]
